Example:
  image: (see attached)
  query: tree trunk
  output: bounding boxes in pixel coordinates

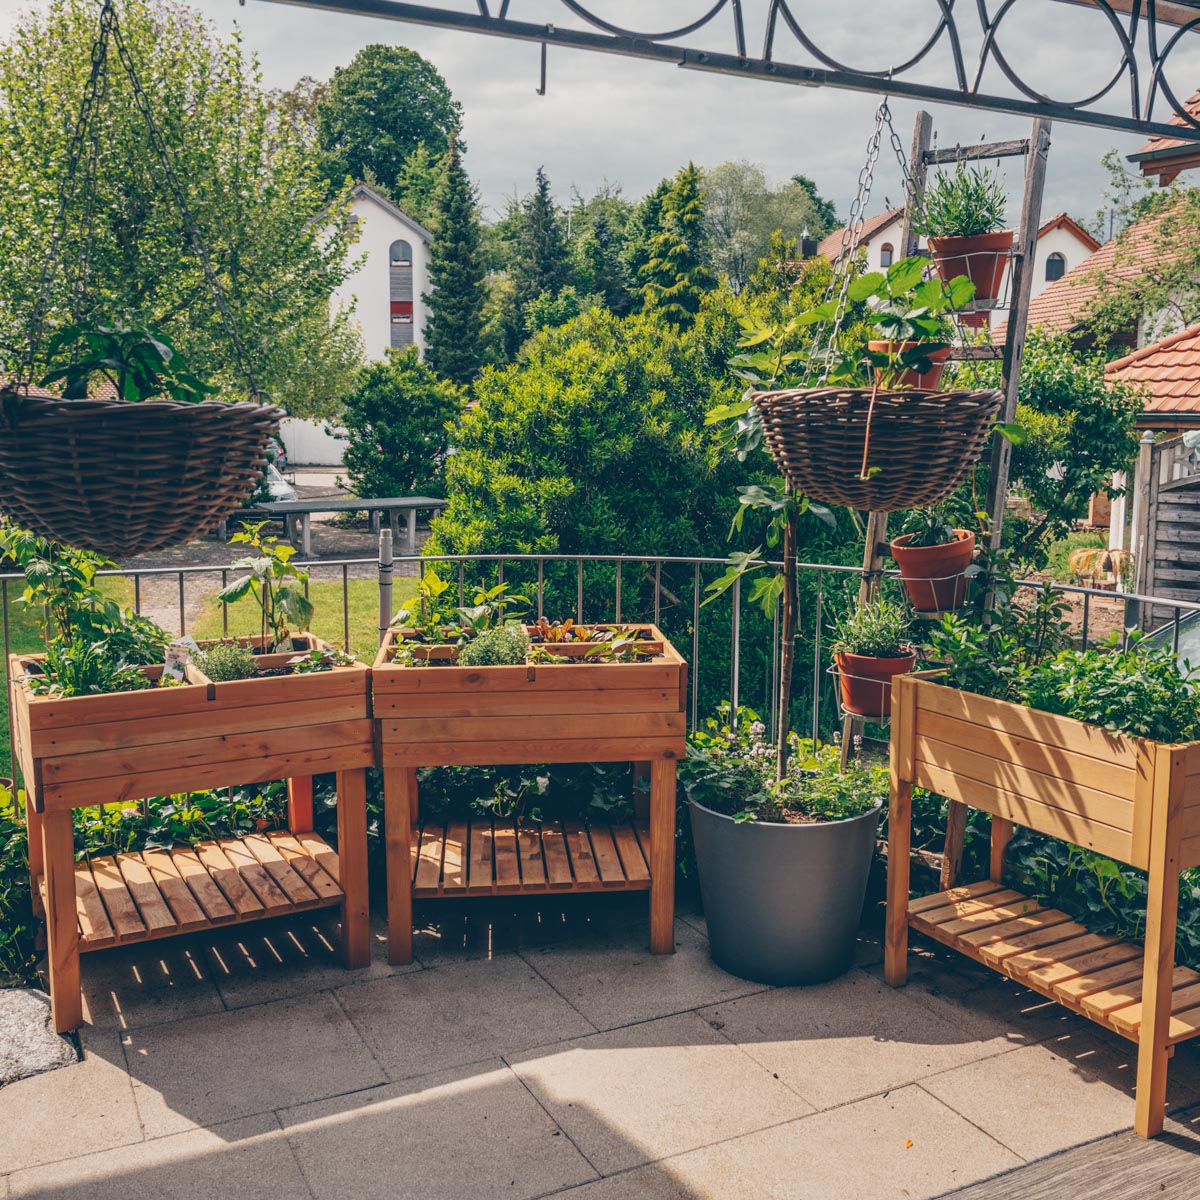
[776,497,799,781]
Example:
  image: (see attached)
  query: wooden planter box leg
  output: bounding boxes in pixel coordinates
[336,768,371,969]
[989,817,1014,883]
[885,677,914,988]
[288,776,314,834]
[42,808,82,1034]
[648,759,676,955]
[384,766,415,966]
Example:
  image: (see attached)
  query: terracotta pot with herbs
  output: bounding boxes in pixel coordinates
[830,598,916,719]
[890,507,976,613]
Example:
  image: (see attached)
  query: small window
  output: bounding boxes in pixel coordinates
[879,242,894,268]
[390,239,413,267]
[1045,252,1066,282]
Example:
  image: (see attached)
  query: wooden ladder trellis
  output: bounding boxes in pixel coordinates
[842,112,1052,897]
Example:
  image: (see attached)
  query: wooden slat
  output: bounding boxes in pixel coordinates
[541,822,574,889]
[375,687,681,719]
[374,659,682,695]
[384,712,684,743]
[977,917,1090,966]
[115,854,178,935]
[587,824,627,886]
[1003,932,1122,979]
[517,824,546,888]
[88,856,147,941]
[564,822,601,886]
[612,823,650,884]
[169,847,237,923]
[467,819,496,894]
[1081,967,1198,1020]
[379,736,685,768]
[915,889,1026,926]
[192,842,265,918]
[908,881,1004,914]
[1023,939,1143,991]
[441,822,468,893]
[267,833,343,902]
[73,862,116,949]
[930,897,1042,938]
[241,834,320,908]
[414,824,445,890]
[1110,980,1200,1036]
[493,822,522,892]
[956,908,1075,949]
[139,849,210,932]
[1053,957,1148,1004]
[217,839,293,914]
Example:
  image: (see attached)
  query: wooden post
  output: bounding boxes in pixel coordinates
[384,766,416,966]
[1134,746,1185,1138]
[648,758,676,955]
[335,768,371,969]
[884,675,915,987]
[841,509,892,769]
[989,817,1014,883]
[1131,431,1157,628]
[287,776,314,834]
[42,808,82,1033]
[899,111,932,258]
[632,760,650,824]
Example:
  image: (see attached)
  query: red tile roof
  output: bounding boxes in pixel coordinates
[1037,212,1101,253]
[1130,85,1200,180]
[0,375,119,400]
[1106,324,1200,424]
[817,207,903,262]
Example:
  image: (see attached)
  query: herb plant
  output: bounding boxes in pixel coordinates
[918,164,1007,238]
[195,643,258,682]
[902,507,960,548]
[24,640,153,698]
[457,624,531,666]
[217,522,314,651]
[829,598,912,659]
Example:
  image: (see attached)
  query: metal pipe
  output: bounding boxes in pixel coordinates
[812,569,824,748]
[615,560,622,624]
[729,575,741,724]
[691,561,701,731]
[342,564,350,651]
[378,529,394,647]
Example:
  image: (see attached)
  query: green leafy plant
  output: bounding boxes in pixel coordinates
[195,643,259,683]
[217,522,314,651]
[0,783,38,986]
[457,624,530,666]
[828,598,912,659]
[918,164,1007,238]
[902,506,960,548]
[23,640,153,698]
[38,321,215,403]
[291,647,356,674]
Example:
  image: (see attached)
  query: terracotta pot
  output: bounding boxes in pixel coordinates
[835,648,917,718]
[927,230,1015,303]
[890,529,976,613]
[868,341,950,390]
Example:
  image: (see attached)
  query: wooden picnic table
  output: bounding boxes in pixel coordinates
[218,497,446,556]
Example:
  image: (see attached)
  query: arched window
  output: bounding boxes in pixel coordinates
[389,239,414,349]
[879,242,894,268]
[1045,252,1066,282]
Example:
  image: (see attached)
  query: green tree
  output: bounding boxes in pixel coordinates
[424,140,488,386]
[513,166,569,307]
[791,173,839,236]
[640,163,715,326]
[524,285,603,336]
[0,0,361,416]
[621,178,671,304]
[316,44,461,190]
[336,348,463,499]
[396,140,445,229]
[573,210,634,315]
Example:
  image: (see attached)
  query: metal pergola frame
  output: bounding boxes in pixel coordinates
[254,0,1200,144]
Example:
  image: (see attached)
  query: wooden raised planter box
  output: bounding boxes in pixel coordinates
[9,639,374,1034]
[885,671,1200,1138]
[372,624,687,964]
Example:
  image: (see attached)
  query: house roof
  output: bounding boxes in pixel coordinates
[1037,212,1101,252]
[347,183,433,244]
[995,202,1182,341]
[1129,86,1200,182]
[1106,324,1200,426]
[1,375,119,400]
[816,207,903,262]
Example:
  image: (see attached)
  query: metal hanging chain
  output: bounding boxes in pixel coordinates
[16,2,116,387]
[107,3,264,400]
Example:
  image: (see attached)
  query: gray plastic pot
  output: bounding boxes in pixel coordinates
[689,798,882,986]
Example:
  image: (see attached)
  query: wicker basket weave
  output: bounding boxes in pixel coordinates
[0,396,284,557]
[753,386,1003,511]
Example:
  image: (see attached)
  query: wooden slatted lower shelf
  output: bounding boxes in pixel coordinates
[411,819,652,897]
[37,831,344,953]
[910,880,1200,1045]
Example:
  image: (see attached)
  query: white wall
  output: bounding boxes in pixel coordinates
[280,417,348,467]
[332,193,431,362]
[1028,226,1093,300]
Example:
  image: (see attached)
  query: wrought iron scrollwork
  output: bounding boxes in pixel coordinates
[268,0,1200,142]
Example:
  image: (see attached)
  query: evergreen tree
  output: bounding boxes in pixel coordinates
[396,141,445,229]
[575,210,633,315]
[424,140,487,386]
[639,163,714,327]
[621,178,671,305]
[514,166,569,307]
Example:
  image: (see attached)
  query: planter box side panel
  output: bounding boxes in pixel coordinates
[1178,743,1200,870]
[908,678,1139,866]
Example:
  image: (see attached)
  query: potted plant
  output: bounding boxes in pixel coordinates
[829,597,916,718]
[0,323,283,557]
[890,507,976,613]
[685,716,884,986]
[919,164,1013,323]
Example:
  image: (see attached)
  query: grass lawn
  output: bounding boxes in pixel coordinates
[189,575,419,655]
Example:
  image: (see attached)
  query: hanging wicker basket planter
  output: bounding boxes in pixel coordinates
[0,395,284,557]
[753,387,1003,511]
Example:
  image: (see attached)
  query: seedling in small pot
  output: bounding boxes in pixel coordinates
[217,521,314,652]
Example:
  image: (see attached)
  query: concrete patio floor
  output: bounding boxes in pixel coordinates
[3,894,1200,1199]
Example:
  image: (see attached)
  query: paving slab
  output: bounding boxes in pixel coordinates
[0,990,77,1085]
[279,1061,596,1199]
[520,918,769,1030]
[203,912,408,1010]
[81,940,225,1032]
[554,1084,1021,1200]
[509,1011,813,1175]
[5,1113,310,1200]
[920,1029,1200,1161]
[335,954,595,1081]
[122,990,386,1137]
[698,969,1014,1111]
[0,1031,141,1176]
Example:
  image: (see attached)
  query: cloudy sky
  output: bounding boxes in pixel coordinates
[4,0,1200,231]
